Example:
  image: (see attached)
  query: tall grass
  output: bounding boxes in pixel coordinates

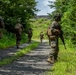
[0,33,15,49]
[31,19,76,75]
[0,32,27,49]
[47,40,76,75]
[31,18,51,39]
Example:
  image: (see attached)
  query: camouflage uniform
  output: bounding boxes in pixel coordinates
[0,16,4,39]
[46,27,52,45]
[47,13,62,63]
[15,22,23,48]
[40,32,44,43]
[27,28,32,43]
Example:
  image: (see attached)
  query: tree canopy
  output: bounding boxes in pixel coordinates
[0,0,38,32]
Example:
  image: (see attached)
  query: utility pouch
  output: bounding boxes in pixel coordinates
[51,41,56,48]
[49,35,56,40]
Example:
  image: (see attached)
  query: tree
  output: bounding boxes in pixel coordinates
[0,0,38,33]
[49,0,76,44]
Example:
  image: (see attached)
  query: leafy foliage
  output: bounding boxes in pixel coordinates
[0,0,37,32]
[31,18,51,39]
[47,44,76,75]
[49,0,76,44]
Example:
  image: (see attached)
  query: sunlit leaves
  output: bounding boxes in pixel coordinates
[49,0,76,44]
[0,0,37,32]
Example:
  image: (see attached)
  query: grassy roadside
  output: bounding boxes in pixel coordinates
[47,44,76,75]
[0,33,27,49]
[0,41,39,67]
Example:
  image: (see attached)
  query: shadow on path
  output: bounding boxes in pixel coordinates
[0,43,30,60]
[0,42,53,75]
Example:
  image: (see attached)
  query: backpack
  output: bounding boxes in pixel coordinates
[47,28,52,36]
[47,28,56,40]
[40,33,44,39]
[15,23,22,32]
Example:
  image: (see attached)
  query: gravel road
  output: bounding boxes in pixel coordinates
[0,42,53,75]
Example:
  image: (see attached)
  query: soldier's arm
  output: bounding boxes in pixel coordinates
[51,21,60,34]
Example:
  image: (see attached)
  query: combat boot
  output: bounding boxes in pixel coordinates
[47,57,54,64]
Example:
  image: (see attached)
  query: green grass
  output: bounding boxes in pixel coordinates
[0,34,15,49]
[31,19,76,75]
[0,33,27,49]
[47,43,76,75]
[31,18,51,39]
[0,41,39,67]
[0,18,76,75]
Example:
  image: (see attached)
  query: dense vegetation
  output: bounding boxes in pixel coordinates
[0,0,37,32]
[0,32,27,49]
[47,45,76,75]
[0,0,75,47]
[0,0,38,48]
[45,0,76,75]
[31,18,51,39]
[49,0,76,45]
[0,0,76,74]
[30,17,76,75]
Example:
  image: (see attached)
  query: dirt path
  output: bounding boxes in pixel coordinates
[0,42,53,75]
[0,43,30,60]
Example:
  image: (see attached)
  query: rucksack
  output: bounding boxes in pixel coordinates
[15,24,20,30]
[47,28,56,40]
[15,23,22,32]
[47,28,52,36]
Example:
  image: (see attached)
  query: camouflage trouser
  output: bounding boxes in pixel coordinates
[16,33,21,48]
[48,36,51,45]
[28,37,31,43]
[40,37,43,43]
[49,37,59,61]
[27,34,32,43]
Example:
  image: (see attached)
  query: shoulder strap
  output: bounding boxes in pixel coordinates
[47,28,52,36]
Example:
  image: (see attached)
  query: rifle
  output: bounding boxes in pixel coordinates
[51,27,66,49]
[59,32,66,49]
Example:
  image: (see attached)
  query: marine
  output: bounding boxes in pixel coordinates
[27,28,33,43]
[15,21,23,48]
[46,27,52,45]
[47,13,65,63]
[40,32,44,43]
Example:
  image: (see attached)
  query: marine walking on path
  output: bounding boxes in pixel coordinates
[27,28,33,43]
[40,31,44,43]
[47,13,66,63]
[15,21,23,49]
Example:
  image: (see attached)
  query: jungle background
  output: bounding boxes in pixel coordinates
[0,0,76,75]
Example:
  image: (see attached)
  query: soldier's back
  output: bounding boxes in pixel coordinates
[28,29,33,37]
[40,32,44,39]
[47,28,52,36]
[15,23,22,33]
